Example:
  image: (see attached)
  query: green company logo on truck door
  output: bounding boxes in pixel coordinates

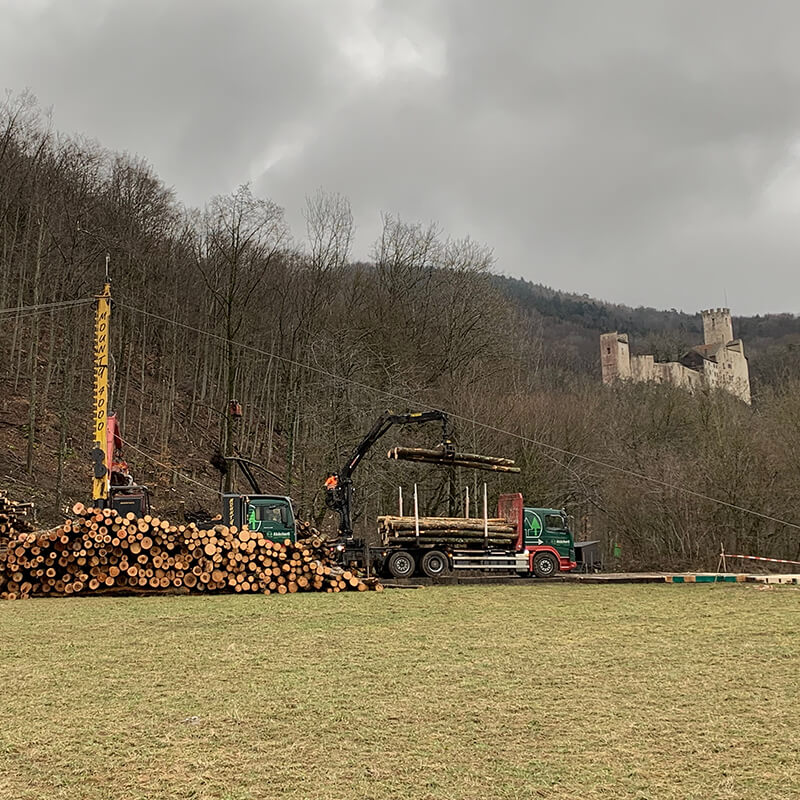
[245,498,296,542]
[525,511,543,543]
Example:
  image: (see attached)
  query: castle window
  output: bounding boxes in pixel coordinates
[607,347,611,354]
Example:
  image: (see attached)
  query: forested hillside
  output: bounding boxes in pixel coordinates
[2,92,799,569]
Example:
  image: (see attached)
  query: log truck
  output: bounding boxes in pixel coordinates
[324,410,577,579]
[374,493,576,579]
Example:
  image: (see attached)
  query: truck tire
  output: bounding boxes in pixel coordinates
[532,551,560,578]
[387,550,416,579]
[421,550,450,578]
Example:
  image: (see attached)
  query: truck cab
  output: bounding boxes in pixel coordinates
[522,507,576,577]
[221,494,296,543]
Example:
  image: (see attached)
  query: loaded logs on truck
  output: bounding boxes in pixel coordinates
[0,503,382,600]
[377,515,518,546]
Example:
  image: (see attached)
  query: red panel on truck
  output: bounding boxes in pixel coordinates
[497,493,524,550]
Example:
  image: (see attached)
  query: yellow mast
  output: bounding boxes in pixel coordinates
[92,276,111,504]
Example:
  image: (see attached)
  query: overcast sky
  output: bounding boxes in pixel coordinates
[2,0,799,314]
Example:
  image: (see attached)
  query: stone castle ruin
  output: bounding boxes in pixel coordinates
[600,308,751,404]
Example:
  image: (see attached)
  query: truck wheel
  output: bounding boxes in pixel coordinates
[533,552,560,578]
[387,550,416,579]
[421,550,450,578]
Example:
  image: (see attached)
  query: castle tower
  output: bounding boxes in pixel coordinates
[702,308,734,346]
[600,332,631,383]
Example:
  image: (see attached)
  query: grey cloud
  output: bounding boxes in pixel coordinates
[2,0,800,312]
[2,0,349,199]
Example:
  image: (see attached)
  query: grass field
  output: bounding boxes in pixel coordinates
[1,584,798,800]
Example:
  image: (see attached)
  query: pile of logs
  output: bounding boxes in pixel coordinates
[0,491,35,556]
[377,515,518,546]
[0,503,382,600]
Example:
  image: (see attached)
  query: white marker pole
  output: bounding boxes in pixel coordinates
[483,483,488,544]
[414,483,420,540]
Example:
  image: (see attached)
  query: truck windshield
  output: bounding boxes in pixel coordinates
[545,514,567,531]
[251,503,288,525]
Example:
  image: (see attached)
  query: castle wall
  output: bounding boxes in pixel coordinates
[631,354,655,382]
[630,356,702,390]
[654,361,702,390]
[717,342,751,404]
[702,358,721,390]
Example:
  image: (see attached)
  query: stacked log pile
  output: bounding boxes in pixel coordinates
[0,491,35,556]
[0,503,382,600]
[378,515,518,547]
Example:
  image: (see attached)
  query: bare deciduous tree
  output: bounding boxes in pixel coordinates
[195,184,290,491]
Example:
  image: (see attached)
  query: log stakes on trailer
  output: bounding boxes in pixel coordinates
[483,483,489,545]
[414,483,420,540]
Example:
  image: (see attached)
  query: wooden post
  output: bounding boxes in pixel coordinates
[483,483,488,545]
[398,486,403,517]
[414,483,420,540]
[465,486,469,518]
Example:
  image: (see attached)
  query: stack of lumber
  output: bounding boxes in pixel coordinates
[377,515,518,546]
[295,519,319,539]
[387,446,521,473]
[0,491,35,556]
[0,503,382,600]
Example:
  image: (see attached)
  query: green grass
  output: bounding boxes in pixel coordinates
[0,584,798,800]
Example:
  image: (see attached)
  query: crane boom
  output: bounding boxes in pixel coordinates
[325,410,451,540]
